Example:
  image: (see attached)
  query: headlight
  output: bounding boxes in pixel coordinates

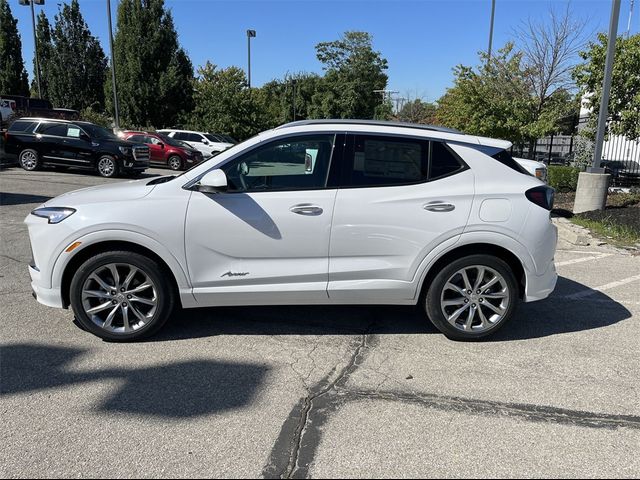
[31,207,76,224]
[118,146,132,155]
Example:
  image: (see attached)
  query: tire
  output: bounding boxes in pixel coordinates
[19,149,41,171]
[69,251,175,341]
[425,254,518,341]
[167,155,183,171]
[96,155,119,178]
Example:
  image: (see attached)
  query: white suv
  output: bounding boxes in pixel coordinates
[158,129,233,157]
[25,120,557,341]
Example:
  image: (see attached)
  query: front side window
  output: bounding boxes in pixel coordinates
[221,134,335,192]
[189,133,204,143]
[343,135,428,187]
[66,126,82,138]
[173,132,188,141]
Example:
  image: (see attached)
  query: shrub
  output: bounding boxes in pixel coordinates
[548,165,581,192]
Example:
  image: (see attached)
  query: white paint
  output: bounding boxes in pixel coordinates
[555,253,613,267]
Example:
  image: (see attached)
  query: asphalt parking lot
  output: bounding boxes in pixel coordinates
[1,165,639,478]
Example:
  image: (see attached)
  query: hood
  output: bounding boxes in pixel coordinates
[44,178,156,208]
[514,157,546,170]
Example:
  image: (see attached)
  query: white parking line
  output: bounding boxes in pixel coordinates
[555,253,613,267]
[562,274,640,300]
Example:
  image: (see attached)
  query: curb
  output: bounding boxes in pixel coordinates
[553,217,591,246]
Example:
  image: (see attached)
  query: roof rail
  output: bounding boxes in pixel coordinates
[275,119,463,135]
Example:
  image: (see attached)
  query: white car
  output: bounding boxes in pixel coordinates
[25,120,558,341]
[157,129,233,158]
[0,97,17,125]
[515,157,548,183]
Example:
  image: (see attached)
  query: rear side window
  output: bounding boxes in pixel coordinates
[128,134,145,142]
[188,133,204,143]
[344,135,428,187]
[430,142,464,180]
[172,132,188,140]
[37,122,68,137]
[491,149,530,176]
[8,120,37,133]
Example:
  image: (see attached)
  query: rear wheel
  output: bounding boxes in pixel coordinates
[70,251,175,341]
[425,254,518,340]
[97,155,118,178]
[167,155,183,171]
[19,149,41,171]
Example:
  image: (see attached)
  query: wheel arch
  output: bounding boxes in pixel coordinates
[60,240,184,309]
[418,243,526,302]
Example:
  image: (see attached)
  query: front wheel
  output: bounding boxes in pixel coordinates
[425,255,518,340]
[69,251,175,341]
[96,155,119,178]
[167,155,183,171]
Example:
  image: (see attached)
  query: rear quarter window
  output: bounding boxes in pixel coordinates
[8,120,37,133]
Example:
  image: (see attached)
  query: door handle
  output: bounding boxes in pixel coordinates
[290,204,323,216]
[424,202,455,212]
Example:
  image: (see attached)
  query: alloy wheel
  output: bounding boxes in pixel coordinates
[20,151,37,170]
[98,157,116,177]
[81,263,158,334]
[439,265,510,333]
[168,156,182,170]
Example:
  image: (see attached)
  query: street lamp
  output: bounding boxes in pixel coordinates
[106,0,120,129]
[247,29,256,88]
[18,0,45,98]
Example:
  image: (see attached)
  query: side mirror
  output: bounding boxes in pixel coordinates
[195,169,227,194]
[202,139,209,145]
[158,142,165,149]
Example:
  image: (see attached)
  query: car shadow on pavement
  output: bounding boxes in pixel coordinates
[153,276,631,342]
[0,192,52,206]
[0,343,268,418]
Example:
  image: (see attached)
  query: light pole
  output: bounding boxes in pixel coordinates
[19,0,44,98]
[247,29,256,88]
[106,0,120,129]
[488,0,496,61]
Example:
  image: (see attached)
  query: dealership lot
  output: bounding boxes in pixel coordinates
[1,167,639,478]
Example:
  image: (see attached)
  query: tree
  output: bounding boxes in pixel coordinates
[30,11,53,98]
[107,0,193,128]
[0,0,29,96]
[185,62,256,140]
[310,31,388,119]
[45,1,107,110]
[396,97,437,124]
[573,33,640,140]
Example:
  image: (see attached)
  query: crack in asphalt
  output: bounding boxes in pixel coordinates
[263,327,640,479]
[262,329,374,479]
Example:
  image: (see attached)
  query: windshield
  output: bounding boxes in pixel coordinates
[82,123,118,140]
[157,133,190,149]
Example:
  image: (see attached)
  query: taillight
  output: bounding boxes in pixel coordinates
[525,185,555,210]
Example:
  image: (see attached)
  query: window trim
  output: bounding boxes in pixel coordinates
[183,131,345,193]
[338,132,468,190]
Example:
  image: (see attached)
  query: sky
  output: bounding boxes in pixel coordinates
[10,0,640,101]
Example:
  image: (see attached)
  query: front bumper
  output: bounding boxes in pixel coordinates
[29,265,64,308]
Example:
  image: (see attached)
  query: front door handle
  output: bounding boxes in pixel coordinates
[290,204,323,216]
[424,202,455,212]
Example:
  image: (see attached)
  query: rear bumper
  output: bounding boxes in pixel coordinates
[524,257,557,302]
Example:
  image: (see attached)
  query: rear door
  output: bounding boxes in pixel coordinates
[35,122,74,166]
[328,134,475,303]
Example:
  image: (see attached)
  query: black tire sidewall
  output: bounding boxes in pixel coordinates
[97,155,119,178]
[70,251,174,341]
[425,254,518,341]
[19,149,40,171]
[168,155,183,171]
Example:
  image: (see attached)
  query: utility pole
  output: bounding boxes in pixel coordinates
[627,0,635,37]
[488,0,496,61]
[107,0,119,129]
[591,0,621,171]
[19,0,44,98]
[247,29,256,88]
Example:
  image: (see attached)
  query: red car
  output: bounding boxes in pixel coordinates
[121,131,204,170]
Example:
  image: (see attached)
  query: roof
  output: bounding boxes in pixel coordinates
[273,119,512,150]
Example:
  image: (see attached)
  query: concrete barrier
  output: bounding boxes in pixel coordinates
[573,172,611,214]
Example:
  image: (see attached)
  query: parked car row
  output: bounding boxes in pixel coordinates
[2,117,235,177]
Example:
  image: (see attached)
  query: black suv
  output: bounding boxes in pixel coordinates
[4,118,149,177]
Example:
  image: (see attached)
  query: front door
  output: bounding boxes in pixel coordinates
[185,133,341,306]
[328,134,475,302]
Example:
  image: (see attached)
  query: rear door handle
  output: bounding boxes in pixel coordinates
[290,204,323,216]
[424,202,455,212]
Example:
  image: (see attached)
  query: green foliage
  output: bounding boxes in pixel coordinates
[310,31,388,119]
[573,33,640,140]
[0,0,29,96]
[79,106,111,128]
[548,165,581,192]
[30,12,53,98]
[184,62,256,140]
[40,1,107,110]
[107,0,194,128]
[396,99,437,124]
